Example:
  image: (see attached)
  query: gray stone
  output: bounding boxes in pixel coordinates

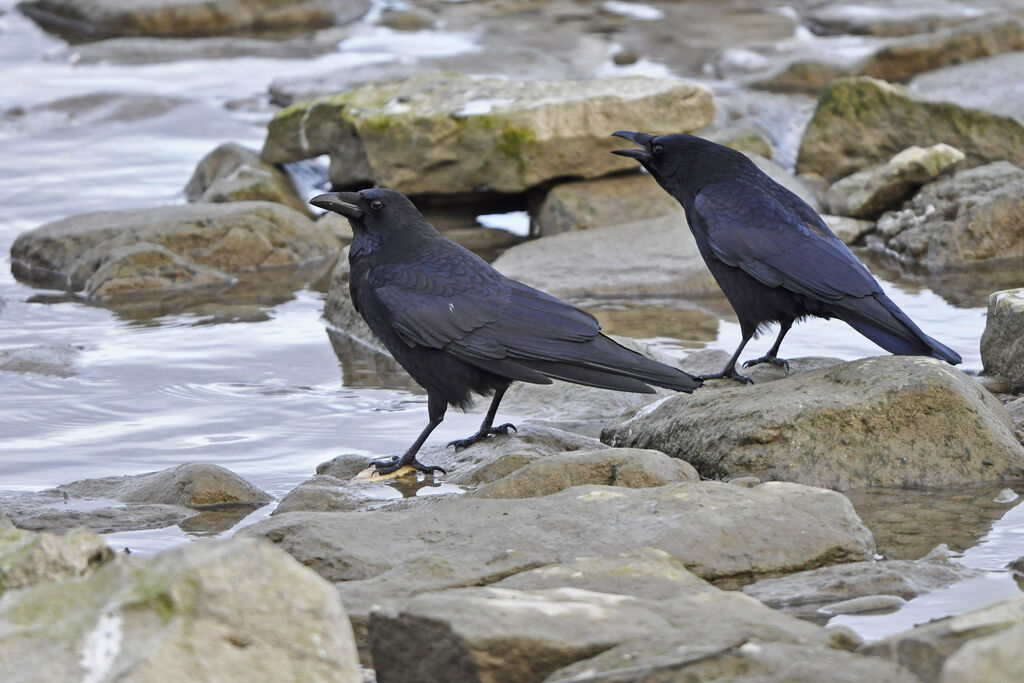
[827,143,965,219]
[603,356,1024,490]
[273,474,377,515]
[0,92,186,135]
[707,125,775,159]
[823,214,875,245]
[0,527,113,593]
[876,162,1024,268]
[0,537,360,682]
[18,0,370,41]
[534,173,679,237]
[805,2,991,37]
[58,463,271,508]
[10,201,342,302]
[185,141,309,215]
[247,481,874,585]
[797,77,1024,182]
[370,588,830,683]
[819,594,907,615]
[0,344,81,378]
[744,544,979,611]
[261,73,714,194]
[981,288,1024,393]
[862,594,1024,682]
[910,51,1024,123]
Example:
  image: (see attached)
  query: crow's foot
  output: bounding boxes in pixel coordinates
[448,423,517,450]
[371,455,446,476]
[697,368,754,385]
[742,355,790,371]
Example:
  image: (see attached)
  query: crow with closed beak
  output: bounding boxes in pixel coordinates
[311,188,701,474]
[611,131,961,383]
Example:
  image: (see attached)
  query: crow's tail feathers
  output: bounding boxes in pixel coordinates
[839,293,962,365]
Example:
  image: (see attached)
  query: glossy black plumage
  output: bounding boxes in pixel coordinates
[311,188,701,474]
[611,131,961,383]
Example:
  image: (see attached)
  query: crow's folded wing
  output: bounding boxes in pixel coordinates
[694,183,880,302]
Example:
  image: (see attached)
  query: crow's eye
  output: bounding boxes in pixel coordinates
[652,144,664,155]
[369,199,384,210]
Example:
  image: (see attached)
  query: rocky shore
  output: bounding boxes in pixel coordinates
[5,0,1024,681]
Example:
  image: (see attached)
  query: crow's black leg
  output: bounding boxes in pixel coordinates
[699,332,755,384]
[448,385,517,450]
[373,394,448,475]
[742,320,792,371]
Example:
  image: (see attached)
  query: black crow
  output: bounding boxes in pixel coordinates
[611,131,961,383]
[310,188,701,474]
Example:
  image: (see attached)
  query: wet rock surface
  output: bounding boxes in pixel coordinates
[185,141,309,215]
[10,201,342,303]
[261,73,714,194]
[0,526,113,592]
[0,343,82,377]
[0,537,361,682]
[603,356,1024,490]
[981,288,1024,393]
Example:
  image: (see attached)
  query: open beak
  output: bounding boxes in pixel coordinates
[611,130,654,162]
[310,192,362,219]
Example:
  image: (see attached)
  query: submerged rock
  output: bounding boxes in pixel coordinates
[603,356,1024,490]
[10,201,342,302]
[981,288,1024,393]
[185,142,309,215]
[0,526,113,593]
[797,77,1024,182]
[261,73,714,194]
[0,537,360,682]
[17,0,370,42]
[826,143,964,219]
[0,344,81,377]
[0,92,186,135]
[875,162,1024,269]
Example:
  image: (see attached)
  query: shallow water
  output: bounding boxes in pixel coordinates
[0,0,1021,644]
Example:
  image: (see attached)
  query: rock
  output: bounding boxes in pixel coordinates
[0,537,360,682]
[534,172,678,237]
[548,637,920,683]
[370,588,831,683]
[0,92,186,135]
[858,16,1024,83]
[473,448,699,499]
[490,213,718,300]
[0,344,81,377]
[273,474,377,514]
[17,0,371,41]
[0,527,113,592]
[2,464,270,534]
[797,77,1024,182]
[185,142,309,215]
[602,356,1024,490]
[981,289,1024,392]
[862,594,1024,682]
[827,143,965,219]
[941,621,1024,682]
[823,214,875,245]
[752,60,854,95]
[707,125,774,159]
[53,32,345,65]
[10,201,342,302]
[744,544,979,613]
[805,3,987,37]
[0,507,12,529]
[260,73,714,194]
[875,162,1024,268]
[247,480,874,585]
[910,51,1024,123]
[818,594,907,615]
[377,7,434,32]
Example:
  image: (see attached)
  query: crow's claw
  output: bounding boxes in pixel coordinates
[697,368,754,385]
[448,423,518,450]
[372,455,445,476]
[742,355,790,371]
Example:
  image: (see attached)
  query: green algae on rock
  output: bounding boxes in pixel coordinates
[260,73,714,194]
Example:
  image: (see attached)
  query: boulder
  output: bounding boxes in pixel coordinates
[743,545,979,614]
[805,3,988,37]
[602,356,1024,490]
[909,51,1024,122]
[981,288,1024,392]
[247,481,874,585]
[875,162,1024,268]
[260,73,714,194]
[17,0,370,41]
[0,537,360,682]
[823,214,875,245]
[796,77,1024,182]
[534,173,679,237]
[185,142,309,215]
[2,464,270,534]
[0,344,81,377]
[548,637,921,683]
[10,201,342,302]
[490,213,719,300]
[0,527,113,593]
[826,143,965,219]
[370,588,831,683]
[861,594,1024,682]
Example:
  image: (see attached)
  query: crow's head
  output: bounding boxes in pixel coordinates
[612,131,745,194]
[310,187,433,241]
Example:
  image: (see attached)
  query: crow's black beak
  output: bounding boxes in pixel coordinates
[611,130,654,162]
[310,192,363,218]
